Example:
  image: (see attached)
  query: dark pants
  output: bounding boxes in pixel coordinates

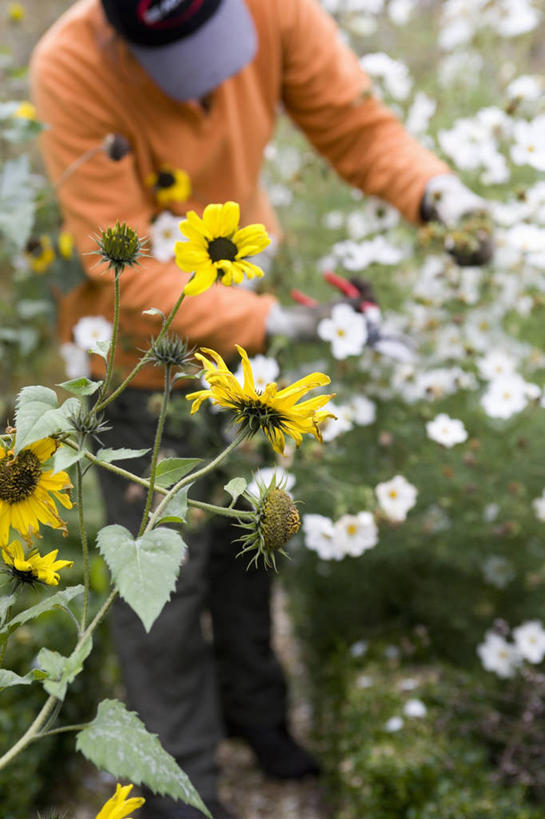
[96,389,287,801]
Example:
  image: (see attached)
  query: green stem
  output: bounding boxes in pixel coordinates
[94,289,186,413]
[0,695,57,771]
[76,460,90,631]
[145,429,248,533]
[36,723,90,739]
[98,270,121,402]
[188,498,254,521]
[137,365,171,537]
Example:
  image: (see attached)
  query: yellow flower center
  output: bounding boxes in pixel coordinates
[0,450,42,504]
[208,236,238,263]
[389,489,398,499]
[347,523,358,535]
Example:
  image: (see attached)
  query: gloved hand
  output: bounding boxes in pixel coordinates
[265,301,336,341]
[420,174,494,266]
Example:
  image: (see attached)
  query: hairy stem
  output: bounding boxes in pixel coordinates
[137,365,171,537]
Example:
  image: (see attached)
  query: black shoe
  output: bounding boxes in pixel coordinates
[226,720,321,780]
[141,793,239,819]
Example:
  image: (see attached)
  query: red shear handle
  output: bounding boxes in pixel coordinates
[322,270,361,300]
[290,288,319,307]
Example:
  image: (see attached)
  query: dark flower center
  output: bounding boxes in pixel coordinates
[0,450,42,504]
[10,566,38,585]
[156,171,176,189]
[207,236,238,264]
[233,398,288,435]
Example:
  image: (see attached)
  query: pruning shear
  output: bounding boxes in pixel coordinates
[291,270,415,362]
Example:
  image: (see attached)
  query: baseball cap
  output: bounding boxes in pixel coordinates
[101,0,257,101]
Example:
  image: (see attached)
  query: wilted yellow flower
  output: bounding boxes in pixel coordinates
[2,540,73,586]
[96,783,145,819]
[175,201,271,296]
[0,437,73,543]
[57,230,74,259]
[7,3,26,22]
[146,165,191,206]
[187,345,335,454]
[26,235,55,274]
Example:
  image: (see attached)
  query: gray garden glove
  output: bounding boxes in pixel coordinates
[421,174,494,266]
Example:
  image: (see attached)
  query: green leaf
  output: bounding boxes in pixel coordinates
[97,525,186,632]
[95,447,150,464]
[56,377,103,396]
[91,339,111,360]
[52,445,84,474]
[13,385,80,453]
[76,699,209,815]
[154,457,201,488]
[0,669,35,689]
[0,593,15,628]
[0,585,84,635]
[154,487,189,526]
[0,155,34,249]
[224,477,247,505]
[37,636,92,700]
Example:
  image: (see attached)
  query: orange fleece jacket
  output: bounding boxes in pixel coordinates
[31,0,449,389]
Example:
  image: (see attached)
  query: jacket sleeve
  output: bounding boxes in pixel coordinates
[30,45,275,360]
[278,0,451,224]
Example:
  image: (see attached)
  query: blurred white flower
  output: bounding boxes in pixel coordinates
[487,0,541,37]
[303,514,339,560]
[482,555,515,589]
[150,211,180,262]
[267,183,293,208]
[532,489,545,522]
[350,640,369,658]
[387,0,416,25]
[513,621,545,664]
[406,92,436,136]
[477,631,522,678]
[507,74,544,102]
[247,467,295,498]
[384,716,404,732]
[73,315,113,352]
[375,474,418,522]
[398,677,418,691]
[359,53,412,100]
[318,303,368,360]
[426,413,468,448]
[403,699,427,718]
[323,210,344,230]
[481,373,538,419]
[349,395,377,425]
[477,350,517,381]
[334,512,378,557]
[319,401,354,442]
[59,341,90,379]
[511,116,545,172]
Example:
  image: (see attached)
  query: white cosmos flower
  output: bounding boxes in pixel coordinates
[480,373,538,419]
[59,342,90,379]
[482,556,515,589]
[375,474,418,522]
[359,53,412,100]
[318,303,367,360]
[150,211,181,262]
[477,350,517,381]
[349,395,377,426]
[512,621,545,664]
[426,413,468,448]
[303,514,340,560]
[334,512,378,557]
[388,0,416,25]
[246,467,295,498]
[477,631,522,678]
[507,75,544,102]
[406,92,436,136]
[511,116,545,172]
[73,315,113,352]
[384,716,404,732]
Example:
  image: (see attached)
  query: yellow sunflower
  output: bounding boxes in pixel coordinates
[146,165,191,206]
[186,345,335,454]
[175,201,271,296]
[0,437,73,543]
[2,540,73,586]
[96,784,145,819]
[25,235,55,274]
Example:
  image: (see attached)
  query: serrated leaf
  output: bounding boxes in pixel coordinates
[0,669,35,689]
[56,377,103,396]
[153,457,201,488]
[154,487,188,527]
[91,339,111,360]
[37,636,92,700]
[95,447,150,464]
[13,386,80,453]
[97,525,186,632]
[224,477,247,505]
[52,446,84,474]
[0,585,84,635]
[76,699,209,815]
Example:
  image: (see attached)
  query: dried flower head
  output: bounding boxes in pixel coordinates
[148,333,193,369]
[103,133,131,162]
[237,474,301,570]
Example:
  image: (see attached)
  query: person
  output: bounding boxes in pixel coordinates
[30,2,492,817]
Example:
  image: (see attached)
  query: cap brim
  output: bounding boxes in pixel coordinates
[129,0,257,102]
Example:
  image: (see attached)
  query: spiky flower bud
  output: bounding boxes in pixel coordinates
[236,477,300,570]
[103,132,131,162]
[92,221,146,275]
[148,333,193,369]
[67,406,111,440]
